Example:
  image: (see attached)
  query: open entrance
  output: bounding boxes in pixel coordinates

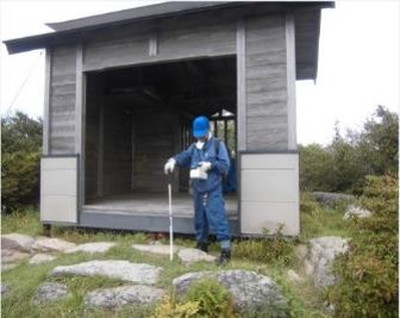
[83,56,237,227]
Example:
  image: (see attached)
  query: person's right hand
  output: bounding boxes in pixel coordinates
[164,158,176,175]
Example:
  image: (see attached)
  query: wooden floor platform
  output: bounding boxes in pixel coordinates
[83,192,238,218]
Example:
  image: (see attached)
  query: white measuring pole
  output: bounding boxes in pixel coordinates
[168,181,174,261]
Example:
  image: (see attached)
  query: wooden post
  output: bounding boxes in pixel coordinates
[43,48,52,155]
[236,19,246,152]
[285,12,297,150]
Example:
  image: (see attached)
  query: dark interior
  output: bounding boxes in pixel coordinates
[84,55,237,203]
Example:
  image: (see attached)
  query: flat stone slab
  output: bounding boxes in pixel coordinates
[173,270,288,313]
[32,237,77,252]
[51,260,162,284]
[1,233,35,252]
[34,282,69,304]
[131,244,182,255]
[84,285,165,309]
[29,253,57,265]
[1,248,30,264]
[178,248,216,264]
[64,242,116,254]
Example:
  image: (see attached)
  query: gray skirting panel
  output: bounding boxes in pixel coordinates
[79,212,239,236]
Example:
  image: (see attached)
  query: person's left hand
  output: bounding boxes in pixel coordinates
[198,161,212,173]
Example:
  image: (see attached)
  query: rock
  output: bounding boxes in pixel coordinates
[131,244,182,255]
[1,248,30,264]
[32,237,77,252]
[1,233,35,252]
[307,236,349,288]
[177,248,216,264]
[29,253,57,265]
[64,242,116,254]
[51,260,162,284]
[287,270,303,283]
[311,192,354,207]
[1,283,9,295]
[34,282,69,304]
[294,244,308,263]
[84,285,165,308]
[343,205,372,220]
[173,270,288,313]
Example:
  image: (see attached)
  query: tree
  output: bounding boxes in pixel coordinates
[1,111,43,212]
[357,105,398,175]
[299,105,398,193]
[299,143,336,192]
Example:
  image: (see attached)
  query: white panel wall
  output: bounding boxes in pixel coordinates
[240,153,299,235]
[40,157,78,223]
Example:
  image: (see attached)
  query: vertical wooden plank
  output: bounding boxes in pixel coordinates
[43,48,52,155]
[97,102,104,197]
[75,42,84,208]
[285,13,297,150]
[236,19,246,152]
[75,43,83,154]
[131,113,135,191]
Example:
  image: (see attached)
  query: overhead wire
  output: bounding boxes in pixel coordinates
[3,50,44,117]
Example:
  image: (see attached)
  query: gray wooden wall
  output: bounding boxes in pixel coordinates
[49,45,77,154]
[102,102,132,195]
[82,11,237,72]
[84,77,101,199]
[84,97,177,199]
[244,14,289,151]
[132,109,176,192]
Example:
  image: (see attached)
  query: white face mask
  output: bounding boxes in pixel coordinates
[195,140,205,149]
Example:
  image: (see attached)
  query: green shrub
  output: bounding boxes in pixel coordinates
[299,143,336,192]
[184,279,235,317]
[152,295,199,318]
[326,174,398,317]
[300,192,321,214]
[234,226,296,265]
[1,112,42,213]
[1,151,41,212]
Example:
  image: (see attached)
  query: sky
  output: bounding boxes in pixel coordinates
[0,0,399,145]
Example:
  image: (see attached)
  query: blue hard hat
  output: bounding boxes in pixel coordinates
[193,116,209,138]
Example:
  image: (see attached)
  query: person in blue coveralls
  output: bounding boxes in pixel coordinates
[164,115,231,265]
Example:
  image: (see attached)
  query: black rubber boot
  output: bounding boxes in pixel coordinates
[196,242,209,253]
[216,248,231,266]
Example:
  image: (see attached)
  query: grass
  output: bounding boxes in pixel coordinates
[1,195,351,317]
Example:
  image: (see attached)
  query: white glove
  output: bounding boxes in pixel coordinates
[164,158,176,175]
[198,161,212,173]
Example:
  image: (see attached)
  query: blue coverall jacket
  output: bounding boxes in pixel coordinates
[173,137,231,243]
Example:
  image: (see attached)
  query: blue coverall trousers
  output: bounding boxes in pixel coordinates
[193,184,230,244]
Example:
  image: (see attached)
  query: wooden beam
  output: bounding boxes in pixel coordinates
[236,19,246,152]
[75,42,85,208]
[285,13,297,150]
[97,101,104,197]
[43,48,52,155]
